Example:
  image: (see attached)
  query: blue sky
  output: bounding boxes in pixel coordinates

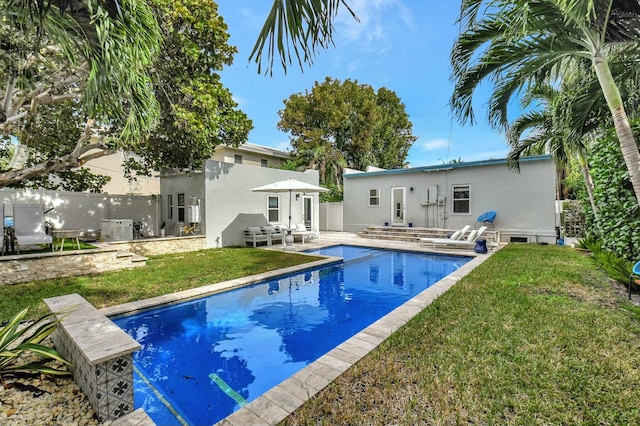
[217,0,508,168]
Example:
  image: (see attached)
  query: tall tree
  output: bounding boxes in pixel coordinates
[1,0,251,186]
[135,0,252,172]
[278,77,417,187]
[506,82,599,213]
[450,0,640,208]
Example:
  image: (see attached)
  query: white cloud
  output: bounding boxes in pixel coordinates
[420,139,450,151]
[232,94,250,108]
[335,0,414,49]
[275,141,292,152]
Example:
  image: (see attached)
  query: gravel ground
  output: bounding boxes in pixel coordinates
[0,336,108,426]
[0,372,103,426]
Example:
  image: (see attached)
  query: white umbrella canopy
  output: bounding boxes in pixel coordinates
[250,178,328,229]
[250,178,329,193]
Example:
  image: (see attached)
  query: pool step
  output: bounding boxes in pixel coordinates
[358,226,497,243]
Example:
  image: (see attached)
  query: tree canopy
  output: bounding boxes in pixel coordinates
[450,0,640,208]
[278,77,417,188]
[0,0,251,189]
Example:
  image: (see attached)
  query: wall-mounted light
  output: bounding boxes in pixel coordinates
[410,187,414,192]
[295,194,300,200]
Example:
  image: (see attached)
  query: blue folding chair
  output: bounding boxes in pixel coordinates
[476,211,496,228]
[629,261,640,299]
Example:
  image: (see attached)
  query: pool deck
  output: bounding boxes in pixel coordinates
[102,232,501,426]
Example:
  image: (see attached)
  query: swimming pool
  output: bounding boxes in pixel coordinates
[113,245,471,425]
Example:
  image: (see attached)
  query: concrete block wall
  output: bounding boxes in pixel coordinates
[44,294,141,422]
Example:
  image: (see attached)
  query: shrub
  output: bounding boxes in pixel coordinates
[0,307,71,378]
[584,129,640,260]
[577,235,633,285]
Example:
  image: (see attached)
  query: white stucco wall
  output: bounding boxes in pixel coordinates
[159,172,206,236]
[202,160,321,247]
[343,156,557,242]
[0,188,160,236]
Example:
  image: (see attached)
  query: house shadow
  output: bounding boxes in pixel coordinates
[222,213,269,247]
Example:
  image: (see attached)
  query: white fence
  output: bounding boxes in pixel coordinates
[319,202,343,231]
[0,188,161,237]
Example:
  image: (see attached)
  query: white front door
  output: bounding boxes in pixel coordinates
[391,187,406,226]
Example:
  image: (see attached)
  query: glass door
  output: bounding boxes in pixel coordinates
[391,187,406,226]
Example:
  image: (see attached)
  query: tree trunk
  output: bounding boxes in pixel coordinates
[577,150,598,217]
[592,54,640,208]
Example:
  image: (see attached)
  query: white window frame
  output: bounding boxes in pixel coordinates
[267,196,280,223]
[452,184,470,214]
[368,188,380,207]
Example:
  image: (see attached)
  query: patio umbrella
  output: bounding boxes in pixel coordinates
[249,178,328,230]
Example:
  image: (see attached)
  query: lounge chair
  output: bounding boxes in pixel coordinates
[419,225,470,248]
[420,226,488,250]
[291,224,316,244]
[13,204,53,254]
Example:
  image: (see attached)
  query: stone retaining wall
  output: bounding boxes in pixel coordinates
[106,235,206,256]
[0,249,145,285]
[0,236,206,285]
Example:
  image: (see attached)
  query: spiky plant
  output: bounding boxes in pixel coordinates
[0,307,71,378]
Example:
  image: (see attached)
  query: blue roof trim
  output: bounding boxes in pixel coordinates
[343,155,552,178]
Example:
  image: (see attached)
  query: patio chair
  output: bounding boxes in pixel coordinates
[291,224,316,244]
[420,226,488,250]
[13,204,53,254]
[244,227,269,247]
[419,225,470,247]
[629,261,640,299]
[476,211,496,228]
[261,225,284,246]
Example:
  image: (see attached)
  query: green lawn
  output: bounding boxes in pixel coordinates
[5,243,639,424]
[0,247,321,322]
[283,244,640,425]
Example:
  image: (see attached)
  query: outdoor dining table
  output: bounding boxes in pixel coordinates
[52,229,82,251]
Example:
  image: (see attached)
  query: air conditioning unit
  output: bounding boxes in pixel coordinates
[101,219,133,241]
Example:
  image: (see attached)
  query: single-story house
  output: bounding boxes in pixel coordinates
[343,155,558,244]
[160,160,322,247]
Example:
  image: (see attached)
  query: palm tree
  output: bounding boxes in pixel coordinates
[249,0,358,75]
[506,81,599,215]
[451,0,640,208]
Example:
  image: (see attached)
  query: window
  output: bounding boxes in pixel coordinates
[168,194,173,219]
[452,185,470,214]
[234,154,243,164]
[268,196,279,222]
[261,159,268,167]
[267,197,280,222]
[177,193,185,222]
[368,188,380,207]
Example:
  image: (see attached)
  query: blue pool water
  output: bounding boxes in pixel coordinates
[113,245,471,425]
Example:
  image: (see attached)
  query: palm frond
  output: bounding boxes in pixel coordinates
[250,0,358,75]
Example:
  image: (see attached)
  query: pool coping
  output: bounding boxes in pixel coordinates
[100,240,498,425]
